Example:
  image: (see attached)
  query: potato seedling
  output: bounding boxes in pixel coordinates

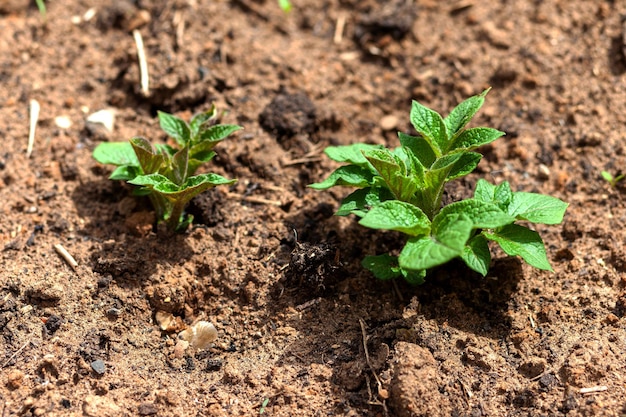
[311,89,568,284]
[35,0,46,20]
[93,107,240,233]
[601,170,624,188]
[278,0,292,12]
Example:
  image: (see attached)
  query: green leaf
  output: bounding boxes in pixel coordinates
[324,144,384,167]
[399,212,473,270]
[130,137,167,175]
[446,152,482,181]
[473,179,496,203]
[473,179,515,211]
[158,111,191,146]
[362,254,403,280]
[398,132,436,168]
[431,212,475,250]
[189,139,219,173]
[436,199,515,229]
[189,106,216,137]
[484,224,553,271]
[93,142,139,167]
[364,148,419,202]
[424,152,481,184]
[461,235,491,276]
[198,124,242,144]
[444,89,489,138]
[362,254,427,284]
[171,173,236,204]
[359,200,431,236]
[399,235,462,271]
[131,173,235,200]
[509,192,569,225]
[336,187,393,217]
[410,100,448,154]
[309,166,376,189]
[448,127,504,152]
[190,144,217,163]
[395,146,425,185]
[171,147,189,186]
[109,165,141,181]
[494,182,513,209]
[401,268,427,285]
[130,174,178,192]
[278,0,292,12]
[155,143,177,157]
[507,192,568,224]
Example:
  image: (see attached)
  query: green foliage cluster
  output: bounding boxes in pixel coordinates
[93,107,240,233]
[310,90,568,284]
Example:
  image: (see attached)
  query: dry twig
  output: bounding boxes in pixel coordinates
[133,30,149,96]
[27,99,40,158]
[334,14,346,44]
[359,319,389,408]
[1,340,31,369]
[227,193,282,207]
[580,385,608,394]
[54,244,78,270]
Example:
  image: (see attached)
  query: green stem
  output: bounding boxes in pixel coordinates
[166,201,185,232]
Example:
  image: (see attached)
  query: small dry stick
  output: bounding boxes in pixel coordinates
[54,244,78,270]
[359,319,389,405]
[1,340,31,369]
[133,29,149,96]
[334,14,346,44]
[580,385,608,394]
[27,99,40,158]
[227,193,282,207]
[173,11,185,49]
[282,156,322,167]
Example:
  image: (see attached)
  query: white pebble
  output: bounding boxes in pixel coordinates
[54,116,72,129]
[178,321,217,350]
[380,114,398,131]
[86,109,116,133]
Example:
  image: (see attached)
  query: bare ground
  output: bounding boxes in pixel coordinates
[2,0,626,416]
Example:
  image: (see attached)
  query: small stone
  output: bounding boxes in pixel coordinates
[518,357,546,378]
[54,116,72,129]
[82,395,122,417]
[155,310,184,332]
[173,339,189,358]
[380,114,399,131]
[537,164,550,180]
[86,109,116,133]
[127,10,151,31]
[205,358,223,372]
[605,313,619,324]
[90,360,106,375]
[6,369,24,389]
[106,308,122,319]
[26,282,64,305]
[44,315,63,334]
[178,321,218,350]
[137,402,158,416]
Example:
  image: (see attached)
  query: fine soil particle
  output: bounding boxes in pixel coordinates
[2,1,626,416]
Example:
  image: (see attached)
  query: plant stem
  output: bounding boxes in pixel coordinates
[166,200,185,232]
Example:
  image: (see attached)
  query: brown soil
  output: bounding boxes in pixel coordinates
[2,1,626,416]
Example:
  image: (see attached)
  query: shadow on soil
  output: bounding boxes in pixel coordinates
[266,204,523,405]
[70,178,194,287]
